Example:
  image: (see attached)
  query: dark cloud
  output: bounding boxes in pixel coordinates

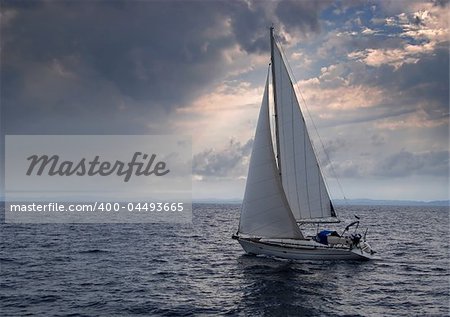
[322,150,449,179]
[228,2,269,53]
[434,0,450,7]
[193,138,253,179]
[2,1,229,134]
[275,0,332,35]
[370,134,385,146]
[324,137,347,155]
[315,137,347,165]
[1,0,331,135]
[390,46,449,118]
[375,150,449,177]
[322,159,364,179]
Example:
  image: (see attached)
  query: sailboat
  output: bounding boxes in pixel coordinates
[233,28,375,261]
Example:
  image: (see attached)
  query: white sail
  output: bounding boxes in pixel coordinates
[272,43,336,221]
[239,75,304,239]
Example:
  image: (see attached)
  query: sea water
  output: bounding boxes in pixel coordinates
[1,204,449,316]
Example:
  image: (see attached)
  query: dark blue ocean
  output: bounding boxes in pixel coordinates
[1,204,449,316]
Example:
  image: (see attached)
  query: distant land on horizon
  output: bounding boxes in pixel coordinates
[0,199,448,207]
[193,198,450,207]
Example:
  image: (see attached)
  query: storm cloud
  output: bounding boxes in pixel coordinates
[375,150,449,178]
[193,138,253,180]
[1,0,329,135]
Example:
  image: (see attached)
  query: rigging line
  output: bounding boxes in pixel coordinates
[274,35,348,204]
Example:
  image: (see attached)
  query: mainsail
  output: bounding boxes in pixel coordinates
[239,75,304,239]
[271,38,336,222]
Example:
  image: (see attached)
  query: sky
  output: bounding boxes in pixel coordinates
[1,0,449,201]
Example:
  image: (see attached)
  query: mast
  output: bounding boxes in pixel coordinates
[270,27,282,176]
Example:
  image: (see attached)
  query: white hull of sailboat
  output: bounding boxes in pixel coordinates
[236,237,374,261]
